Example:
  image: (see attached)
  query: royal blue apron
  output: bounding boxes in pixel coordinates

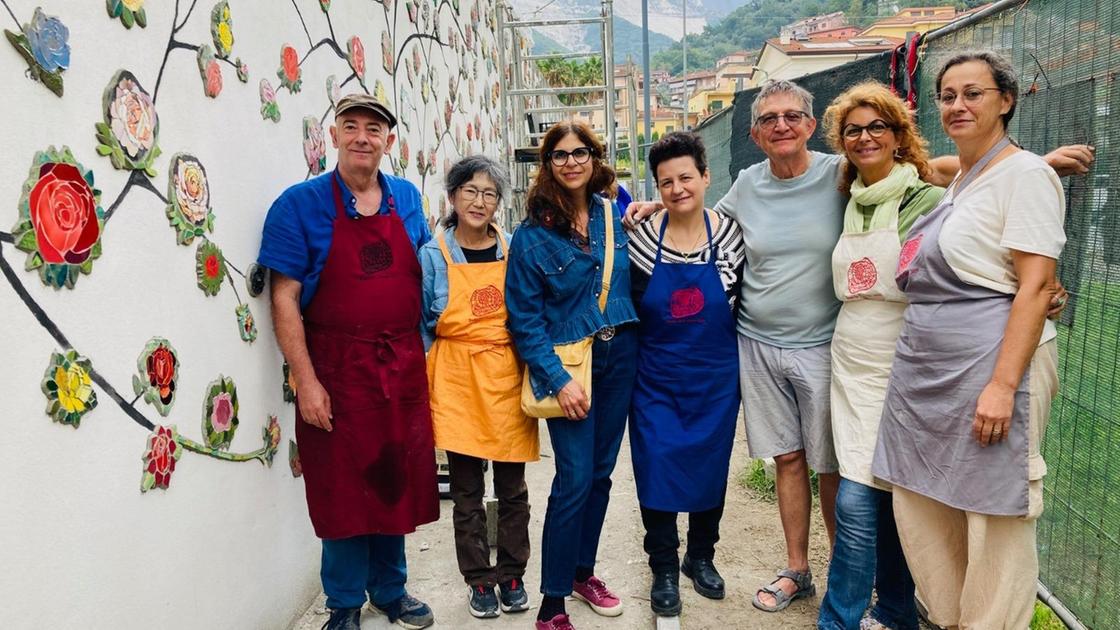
[630,211,740,512]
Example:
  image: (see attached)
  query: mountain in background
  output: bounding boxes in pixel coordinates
[650,0,992,74]
[515,0,715,59]
[529,14,676,64]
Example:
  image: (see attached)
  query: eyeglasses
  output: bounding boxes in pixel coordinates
[754,111,811,130]
[934,87,1003,108]
[842,119,894,140]
[547,147,595,166]
[458,186,500,206]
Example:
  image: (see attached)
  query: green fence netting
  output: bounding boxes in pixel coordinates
[712,1,1118,626]
[916,3,1120,628]
[694,105,735,203]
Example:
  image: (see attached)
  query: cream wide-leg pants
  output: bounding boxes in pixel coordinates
[890,341,1058,630]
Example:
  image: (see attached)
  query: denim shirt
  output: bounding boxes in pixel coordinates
[419,225,510,351]
[505,195,637,399]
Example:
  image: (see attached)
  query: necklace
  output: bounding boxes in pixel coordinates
[665,212,707,260]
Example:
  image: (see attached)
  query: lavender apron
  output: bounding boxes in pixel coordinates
[871,137,1033,516]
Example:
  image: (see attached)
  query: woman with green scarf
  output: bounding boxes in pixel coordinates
[815,81,941,630]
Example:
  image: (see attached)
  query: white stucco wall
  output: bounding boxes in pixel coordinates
[0,1,506,628]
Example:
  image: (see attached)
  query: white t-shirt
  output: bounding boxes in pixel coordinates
[940,150,1066,342]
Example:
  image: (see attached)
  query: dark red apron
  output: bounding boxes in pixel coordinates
[295,171,439,539]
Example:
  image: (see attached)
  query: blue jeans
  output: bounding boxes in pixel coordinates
[818,478,918,630]
[321,534,407,610]
[540,326,638,596]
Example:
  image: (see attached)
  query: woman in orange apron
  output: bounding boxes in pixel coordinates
[420,155,539,620]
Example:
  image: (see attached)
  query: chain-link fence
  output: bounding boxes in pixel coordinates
[715,1,1118,626]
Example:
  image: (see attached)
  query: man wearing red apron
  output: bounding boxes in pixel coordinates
[259,94,438,630]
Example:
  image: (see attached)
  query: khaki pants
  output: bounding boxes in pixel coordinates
[891,341,1059,629]
[893,485,1038,629]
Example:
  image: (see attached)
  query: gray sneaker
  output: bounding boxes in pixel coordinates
[321,608,360,630]
[371,593,435,629]
[468,585,500,618]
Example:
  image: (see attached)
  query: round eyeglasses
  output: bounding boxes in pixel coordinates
[754,111,810,130]
[933,87,1003,108]
[842,120,894,140]
[547,147,594,166]
[458,186,500,206]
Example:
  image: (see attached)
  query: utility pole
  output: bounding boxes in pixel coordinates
[641,0,652,198]
[681,0,688,130]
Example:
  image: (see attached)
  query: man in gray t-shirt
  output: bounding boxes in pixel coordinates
[717,82,847,613]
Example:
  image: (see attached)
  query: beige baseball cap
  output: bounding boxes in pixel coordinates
[334,93,397,129]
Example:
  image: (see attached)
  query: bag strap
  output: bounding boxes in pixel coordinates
[598,202,615,313]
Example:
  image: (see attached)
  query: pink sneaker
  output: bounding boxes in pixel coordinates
[535,613,576,630]
[572,576,623,617]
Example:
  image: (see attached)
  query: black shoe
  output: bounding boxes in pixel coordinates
[681,554,725,599]
[321,607,361,630]
[499,578,530,613]
[468,584,500,618]
[650,570,681,616]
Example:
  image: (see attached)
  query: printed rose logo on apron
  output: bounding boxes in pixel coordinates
[669,286,705,319]
[847,257,878,295]
[359,240,392,275]
[469,284,503,317]
[897,234,923,275]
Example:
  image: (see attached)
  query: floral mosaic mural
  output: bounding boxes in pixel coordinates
[1,0,508,494]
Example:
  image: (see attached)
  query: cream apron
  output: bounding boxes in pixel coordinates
[830,197,908,490]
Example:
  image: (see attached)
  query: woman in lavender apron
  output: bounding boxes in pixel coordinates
[871,52,1067,629]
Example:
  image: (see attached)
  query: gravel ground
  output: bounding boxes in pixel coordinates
[291,418,838,630]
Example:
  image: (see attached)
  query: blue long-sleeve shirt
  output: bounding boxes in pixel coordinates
[504,194,637,399]
[418,226,510,351]
[258,169,431,309]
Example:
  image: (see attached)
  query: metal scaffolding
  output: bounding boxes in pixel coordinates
[496,0,638,229]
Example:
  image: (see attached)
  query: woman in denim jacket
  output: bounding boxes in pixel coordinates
[505,120,638,630]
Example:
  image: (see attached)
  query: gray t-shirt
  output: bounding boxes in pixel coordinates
[714,151,845,348]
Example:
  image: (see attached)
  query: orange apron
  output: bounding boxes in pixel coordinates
[426,228,539,462]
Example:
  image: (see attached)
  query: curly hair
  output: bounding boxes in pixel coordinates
[821,81,932,195]
[524,119,616,234]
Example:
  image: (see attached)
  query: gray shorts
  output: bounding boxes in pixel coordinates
[737,334,838,473]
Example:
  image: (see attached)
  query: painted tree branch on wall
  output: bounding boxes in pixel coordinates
[2,0,503,492]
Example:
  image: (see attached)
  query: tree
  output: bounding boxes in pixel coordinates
[535,57,604,106]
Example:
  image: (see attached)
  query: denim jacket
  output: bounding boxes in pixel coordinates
[505,194,637,399]
[419,225,510,351]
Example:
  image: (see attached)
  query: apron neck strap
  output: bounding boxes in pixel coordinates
[493,224,508,253]
[655,210,714,263]
[436,231,453,265]
[438,224,507,265]
[331,170,347,221]
[954,135,1012,196]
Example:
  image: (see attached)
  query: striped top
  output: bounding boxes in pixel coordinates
[629,209,747,311]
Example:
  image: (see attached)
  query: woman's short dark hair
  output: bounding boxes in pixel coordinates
[442,154,510,228]
[935,51,1019,128]
[648,131,708,180]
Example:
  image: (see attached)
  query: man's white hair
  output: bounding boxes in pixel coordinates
[750,80,814,125]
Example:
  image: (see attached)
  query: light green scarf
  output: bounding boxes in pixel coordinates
[844,162,920,234]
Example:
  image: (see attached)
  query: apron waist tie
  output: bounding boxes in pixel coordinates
[437,336,512,357]
[307,324,413,399]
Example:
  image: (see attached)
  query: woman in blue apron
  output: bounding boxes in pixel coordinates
[627,132,744,617]
[872,52,1067,629]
